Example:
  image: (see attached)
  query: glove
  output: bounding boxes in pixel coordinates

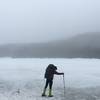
[62,73,64,75]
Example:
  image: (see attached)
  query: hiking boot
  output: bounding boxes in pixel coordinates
[42,93,46,97]
[48,95,53,97]
[48,89,53,97]
[42,88,46,97]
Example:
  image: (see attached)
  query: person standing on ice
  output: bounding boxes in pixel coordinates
[42,64,64,97]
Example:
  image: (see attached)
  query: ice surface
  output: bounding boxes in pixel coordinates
[0,58,100,100]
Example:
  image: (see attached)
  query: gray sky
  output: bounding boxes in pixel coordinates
[0,0,100,44]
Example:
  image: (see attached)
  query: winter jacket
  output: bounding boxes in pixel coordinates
[44,64,63,80]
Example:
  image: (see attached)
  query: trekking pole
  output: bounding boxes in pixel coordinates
[63,74,66,97]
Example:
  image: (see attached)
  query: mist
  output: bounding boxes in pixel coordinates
[0,0,100,44]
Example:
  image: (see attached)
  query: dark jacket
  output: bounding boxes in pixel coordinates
[44,64,63,80]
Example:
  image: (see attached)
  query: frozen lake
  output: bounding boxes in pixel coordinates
[0,58,100,100]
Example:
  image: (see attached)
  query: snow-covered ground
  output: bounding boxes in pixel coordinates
[0,58,100,100]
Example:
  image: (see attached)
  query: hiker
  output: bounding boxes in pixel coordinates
[42,64,64,97]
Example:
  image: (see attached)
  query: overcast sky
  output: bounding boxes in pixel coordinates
[0,0,100,44]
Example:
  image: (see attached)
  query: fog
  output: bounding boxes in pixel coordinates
[0,0,100,44]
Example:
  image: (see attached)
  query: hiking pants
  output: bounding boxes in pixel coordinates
[44,79,53,89]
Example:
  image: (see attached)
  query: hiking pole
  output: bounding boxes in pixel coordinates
[63,74,66,97]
